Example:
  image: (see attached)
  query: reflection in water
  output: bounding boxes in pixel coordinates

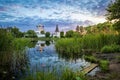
[35,41,51,52]
[27,40,90,75]
[45,41,50,46]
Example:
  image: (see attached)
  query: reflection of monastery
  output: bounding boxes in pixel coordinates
[35,40,52,52]
[35,24,60,38]
[36,41,45,52]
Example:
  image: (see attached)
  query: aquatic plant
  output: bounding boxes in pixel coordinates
[99,60,109,72]
[101,44,120,53]
[0,28,14,51]
[23,69,88,80]
[12,38,31,50]
[56,33,118,56]
[84,56,98,63]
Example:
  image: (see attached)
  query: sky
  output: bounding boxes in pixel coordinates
[0,0,111,32]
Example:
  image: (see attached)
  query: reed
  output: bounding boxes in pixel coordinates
[12,38,31,50]
[23,68,88,80]
[55,34,118,56]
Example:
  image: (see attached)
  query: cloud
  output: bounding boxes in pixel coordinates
[0,0,111,31]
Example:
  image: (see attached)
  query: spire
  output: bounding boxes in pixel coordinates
[55,24,59,32]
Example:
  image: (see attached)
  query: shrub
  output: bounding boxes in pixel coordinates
[101,44,120,53]
[99,60,109,72]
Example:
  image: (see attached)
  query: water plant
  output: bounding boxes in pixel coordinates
[56,33,118,57]
[101,44,120,53]
[23,69,88,80]
[84,55,98,63]
[12,38,31,50]
[99,60,109,72]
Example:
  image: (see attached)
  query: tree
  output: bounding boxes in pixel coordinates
[76,25,80,32]
[66,30,74,38]
[41,31,45,34]
[26,30,37,38]
[60,31,64,38]
[9,27,24,38]
[106,0,120,31]
[73,32,81,38]
[112,21,120,30]
[106,0,120,21]
[45,32,50,38]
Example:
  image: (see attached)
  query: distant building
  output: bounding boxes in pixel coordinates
[53,25,60,37]
[35,24,45,37]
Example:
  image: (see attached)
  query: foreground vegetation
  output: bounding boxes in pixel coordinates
[23,69,87,80]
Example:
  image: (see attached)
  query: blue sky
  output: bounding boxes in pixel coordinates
[0,0,111,32]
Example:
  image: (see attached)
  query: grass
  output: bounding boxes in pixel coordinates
[55,38,82,60]
[84,55,98,63]
[101,44,120,53]
[24,72,57,80]
[99,60,109,72]
[55,33,118,57]
[23,69,88,80]
[12,38,31,50]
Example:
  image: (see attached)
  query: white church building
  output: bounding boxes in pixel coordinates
[35,24,45,37]
[52,24,60,38]
[35,24,60,38]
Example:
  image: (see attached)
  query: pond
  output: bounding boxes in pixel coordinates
[0,40,99,80]
[27,40,90,72]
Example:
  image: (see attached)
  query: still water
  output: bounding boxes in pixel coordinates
[27,41,90,73]
[0,40,98,80]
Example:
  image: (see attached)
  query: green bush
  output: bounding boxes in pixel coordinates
[101,44,120,53]
[99,60,109,72]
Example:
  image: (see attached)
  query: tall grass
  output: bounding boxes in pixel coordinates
[81,34,118,50]
[0,38,31,80]
[23,69,88,80]
[0,29,14,51]
[55,33,118,56]
[12,38,31,50]
[56,38,82,60]
[99,60,109,72]
[101,44,120,53]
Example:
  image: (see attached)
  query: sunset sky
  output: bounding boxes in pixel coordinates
[0,0,111,32]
